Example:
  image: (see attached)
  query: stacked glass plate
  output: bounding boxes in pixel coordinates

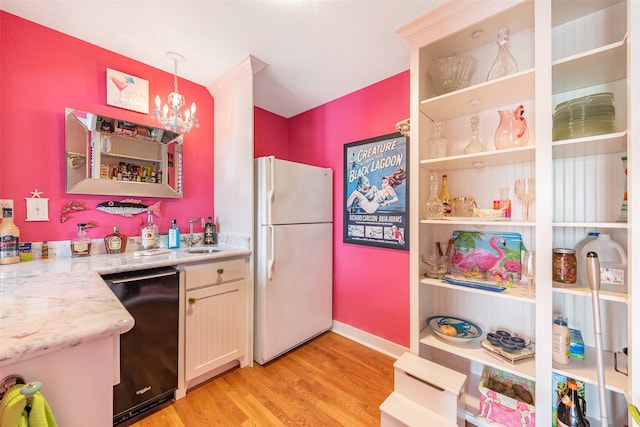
[552,92,615,141]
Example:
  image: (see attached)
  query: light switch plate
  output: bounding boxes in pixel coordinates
[26,197,49,221]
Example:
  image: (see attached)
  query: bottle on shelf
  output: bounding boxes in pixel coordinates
[204,216,217,246]
[463,116,487,154]
[552,314,570,365]
[41,241,49,259]
[168,219,181,249]
[487,27,518,81]
[557,379,590,427]
[141,211,159,249]
[0,207,20,264]
[573,232,599,285]
[425,171,444,219]
[577,234,627,293]
[427,120,448,159]
[439,174,452,217]
[104,226,127,254]
[70,223,92,257]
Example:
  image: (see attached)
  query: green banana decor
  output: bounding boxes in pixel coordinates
[629,403,640,424]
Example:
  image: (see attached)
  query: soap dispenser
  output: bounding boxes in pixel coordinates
[168,219,180,249]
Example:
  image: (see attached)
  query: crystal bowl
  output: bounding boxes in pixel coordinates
[428,54,477,95]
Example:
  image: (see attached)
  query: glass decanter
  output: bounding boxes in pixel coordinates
[425,171,444,219]
[487,27,518,81]
[427,120,448,159]
[463,116,487,154]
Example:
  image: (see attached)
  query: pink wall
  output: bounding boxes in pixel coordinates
[255,75,411,347]
[0,12,215,242]
[254,107,290,159]
[289,72,411,347]
[1,11,411,347]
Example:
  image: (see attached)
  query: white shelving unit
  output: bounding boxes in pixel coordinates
[398,0,637,425]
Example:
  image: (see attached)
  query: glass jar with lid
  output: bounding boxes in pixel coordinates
[553,248,577,284]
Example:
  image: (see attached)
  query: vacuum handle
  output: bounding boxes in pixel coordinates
[586,251,601,291]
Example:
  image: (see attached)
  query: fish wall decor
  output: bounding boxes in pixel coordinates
[96,199,161,217]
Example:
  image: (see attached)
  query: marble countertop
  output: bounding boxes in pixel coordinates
[0,245,251,367]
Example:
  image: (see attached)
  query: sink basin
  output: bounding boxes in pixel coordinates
[188,247,222,254]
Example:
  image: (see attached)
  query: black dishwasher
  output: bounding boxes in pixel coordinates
[102,267,180,426]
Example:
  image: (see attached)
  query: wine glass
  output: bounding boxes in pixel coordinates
[515,178,535,221]
[522,250,535,295]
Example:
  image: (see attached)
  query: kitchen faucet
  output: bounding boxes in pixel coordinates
[186,217,205,247]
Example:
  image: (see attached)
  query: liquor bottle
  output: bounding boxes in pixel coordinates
[204,216,216,245]
[168,219,181,249]
[70,223,92,257]
[487,27,518,81]
[557,379,590,426]
[0,208,20,264]
[425,171,443,219]
[104,226,127,254]
[464,115,487,154]
[439,174,452,217]
[141,211,159,249]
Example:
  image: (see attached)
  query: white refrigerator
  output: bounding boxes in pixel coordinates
[254,156,333,364]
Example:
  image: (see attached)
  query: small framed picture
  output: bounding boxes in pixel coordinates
[106,68,149,114]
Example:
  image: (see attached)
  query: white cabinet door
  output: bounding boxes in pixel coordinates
[184,279,247,381]
[184,258,250,383]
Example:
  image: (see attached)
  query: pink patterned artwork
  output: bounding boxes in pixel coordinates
[106,68,149,114]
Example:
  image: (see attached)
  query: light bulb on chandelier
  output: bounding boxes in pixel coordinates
[152,52,199,133]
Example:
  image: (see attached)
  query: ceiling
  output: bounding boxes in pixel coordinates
[1,0,443,118]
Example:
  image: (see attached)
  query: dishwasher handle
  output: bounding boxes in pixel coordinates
[106,270,177,284]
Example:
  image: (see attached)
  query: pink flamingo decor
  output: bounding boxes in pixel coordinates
[454,236,506,272]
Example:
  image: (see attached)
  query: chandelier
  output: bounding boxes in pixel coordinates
[152,52,199,133]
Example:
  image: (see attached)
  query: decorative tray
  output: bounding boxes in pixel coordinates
[427,315,483,343]
[443,276,507,293]
[481,339,536,364]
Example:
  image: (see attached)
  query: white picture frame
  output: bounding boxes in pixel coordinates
[106,68,149,114]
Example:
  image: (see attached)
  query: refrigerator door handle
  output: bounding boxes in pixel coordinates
[268,157,275,204]
[268,225,275,280]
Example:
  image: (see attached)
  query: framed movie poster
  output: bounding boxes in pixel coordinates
[343,132,409,250]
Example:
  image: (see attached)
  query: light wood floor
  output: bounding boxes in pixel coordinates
[130,332,395,426]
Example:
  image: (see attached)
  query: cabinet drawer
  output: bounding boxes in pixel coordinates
[185,258,247,290]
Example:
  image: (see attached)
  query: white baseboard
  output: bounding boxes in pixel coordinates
[331,320,409,359]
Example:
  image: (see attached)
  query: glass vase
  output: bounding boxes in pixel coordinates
[494,104,529,149]
[427,120,448,159]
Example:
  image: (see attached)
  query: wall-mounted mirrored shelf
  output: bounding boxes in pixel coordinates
[65,108,183,198]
